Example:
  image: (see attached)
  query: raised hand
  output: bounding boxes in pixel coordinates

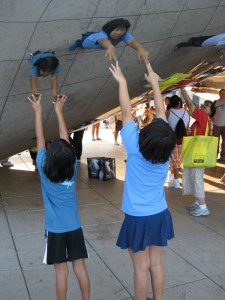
[53,95,67,113]
[28,93,42,112]
[105,45,117,61]
[137,48,149,63]
[109,61,126,84]
[144,61,159,85]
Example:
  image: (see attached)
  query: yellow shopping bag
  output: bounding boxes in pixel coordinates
[182,123,218,168]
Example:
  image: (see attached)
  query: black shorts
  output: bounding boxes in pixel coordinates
[43,228,88,265]
[115,120,123,132]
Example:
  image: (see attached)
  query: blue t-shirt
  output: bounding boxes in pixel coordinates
[29,52,61,77]
[82,30,134,49]
[202,33,225,47]
[36,148,81,233]
[121,121,169,216]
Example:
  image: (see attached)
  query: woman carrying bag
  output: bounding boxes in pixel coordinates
[180,88,216,217]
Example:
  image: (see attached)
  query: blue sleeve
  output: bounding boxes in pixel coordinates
[29,65,38,77]
[121,121,139,154]
[82,31,108,49]
[121,32,135,43]
[36,148,46,172]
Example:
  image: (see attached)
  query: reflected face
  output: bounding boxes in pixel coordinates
[110,27,126,39]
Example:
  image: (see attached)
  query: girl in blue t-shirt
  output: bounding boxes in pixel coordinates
[28,93,90,300]
[68,18,149,62]
[29,51,60,99]
[109,61,176,300]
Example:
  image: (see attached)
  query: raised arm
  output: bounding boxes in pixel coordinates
[180,88,195,113]
[98,38,117,61]
[51,75,59,98]
[28,94,45,150]
[109,62,133,125]
[144,62,166,119]
[30,76,39,95]
[127,40,149,62]
[53,95,69,143]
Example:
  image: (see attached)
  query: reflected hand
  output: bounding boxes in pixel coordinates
[53,95,67,112]
[28,93,42,112]
[137,48,149,63]
[105,46,117,61]
[109,61,126,84]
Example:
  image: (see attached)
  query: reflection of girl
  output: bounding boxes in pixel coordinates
[181,88,216,217]
[29,51,60,98]
[69,18,149,62]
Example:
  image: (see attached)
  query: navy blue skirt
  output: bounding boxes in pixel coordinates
[116,208,174,253]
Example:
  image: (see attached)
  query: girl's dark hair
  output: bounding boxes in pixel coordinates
[139,119,176,163]
[44,138,76,183]
[205,100,216,118]
[102,18,130,35]
[169,95,182,108]
[34,56,59,72]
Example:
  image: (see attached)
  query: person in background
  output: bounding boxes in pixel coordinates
[109,61,176,300]
[175,33,225,50]
[213,88,225,162]
[114,113,123,145]
[28,93,90,300]
[166,95,189,189]
[91,122,101,141]
[71,129,85,162]
[180,88,216,217]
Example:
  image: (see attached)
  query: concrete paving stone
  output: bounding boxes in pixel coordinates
[211,273,225,290]
[0,211,11,236]
[0,269,30,300]
[190,205,225,234]
[163,247,206,288]
[79,202,123,226]
[83,222,123,255]
[169,233,225,277]
[6,209,44,235]
[164,277,225,300]
[76,178,91,190]
[0,235,20,270]
[169,207,215,240]
[3,194,43,212]
[77,188,109,206]
[13,232,45,269]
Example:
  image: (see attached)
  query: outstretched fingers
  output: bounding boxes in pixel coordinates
[28,93,42,104]
[53,94,67,104]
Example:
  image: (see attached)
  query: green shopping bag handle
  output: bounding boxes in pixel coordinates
[193,119,209,136]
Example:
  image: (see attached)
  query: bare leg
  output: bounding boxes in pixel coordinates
[173,168,179,180]
[149,246,164,300]
[72,259,90,300]
[197,197,206,205]
[114,131,119,143]
[95,122,100,139]
[128,247,150,300]
[54,262,69,300]
[91,125,95,140]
